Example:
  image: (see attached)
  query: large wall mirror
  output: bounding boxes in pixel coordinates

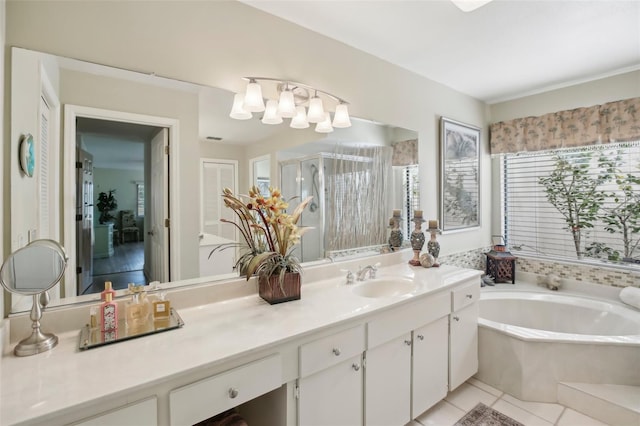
[8,47,418,313]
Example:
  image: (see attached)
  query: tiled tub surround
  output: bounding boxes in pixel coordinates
[441,246,640,289]
[476,283,640,403]
[0,250,481,425]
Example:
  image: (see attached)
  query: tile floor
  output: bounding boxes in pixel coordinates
[408,377,609,426]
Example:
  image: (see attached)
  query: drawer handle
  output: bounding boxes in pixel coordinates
[352,363,360,371]
[416,334,424,341]
[466,294,473,299]
[404,340,412,346]
[228,388,239,399]
[453,316,460,321]
[332,348,341,356]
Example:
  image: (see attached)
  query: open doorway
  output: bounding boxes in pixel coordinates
[75,117,166,294]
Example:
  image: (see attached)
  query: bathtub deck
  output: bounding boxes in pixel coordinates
[558,382,640,426]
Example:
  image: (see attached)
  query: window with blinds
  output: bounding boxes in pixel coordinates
[401,165,420,237]
[136,183,145,217]
[503,142,640,265]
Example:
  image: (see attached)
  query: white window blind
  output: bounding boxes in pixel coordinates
[136,183,145,217]
[503,142,640,265]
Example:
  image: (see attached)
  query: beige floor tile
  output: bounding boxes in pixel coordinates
[467,377,503,397]
[501,393,564,423]
[445,382,500,412]
[492,400,553,426]
[557,408,610,426]
[415,400,465,426]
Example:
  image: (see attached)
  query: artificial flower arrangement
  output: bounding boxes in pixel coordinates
[220,186,312,302]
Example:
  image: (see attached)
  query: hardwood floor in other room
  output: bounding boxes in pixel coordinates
[86,241,147,294]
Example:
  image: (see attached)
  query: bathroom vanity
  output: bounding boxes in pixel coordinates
[0,259,480,426]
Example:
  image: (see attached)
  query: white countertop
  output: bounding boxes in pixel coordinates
[0,262,480,425]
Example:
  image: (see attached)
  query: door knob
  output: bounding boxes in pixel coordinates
[228,388,239,399]
[352,363,360,371]
[416,334,424,341]
[332,348,341,356]
[453,316,460,321]
[404,340,412,346]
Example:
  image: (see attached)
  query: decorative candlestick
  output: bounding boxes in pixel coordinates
[427,219,441,267]
[388,211,403,251]
[409,211,425,266]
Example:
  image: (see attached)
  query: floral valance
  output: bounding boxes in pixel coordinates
[489,97,640,154]
[391,139,418,166]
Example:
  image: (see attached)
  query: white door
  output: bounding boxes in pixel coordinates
[299,354,363,426]
[200,159,237,240]
[365,333,412,426]
[147,128,169,283]
[412,316,449,418]
[449,302,479,391]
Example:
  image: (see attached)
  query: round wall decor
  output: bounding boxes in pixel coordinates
[19,133,35,177]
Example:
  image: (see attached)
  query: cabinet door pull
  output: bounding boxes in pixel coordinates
[332,348,341,356]
[352,363,361,371]
[404,339,412,346]
[466,294,473,299]
[228,388,239,399]
[417,334,424,341]
[453,316,460,321]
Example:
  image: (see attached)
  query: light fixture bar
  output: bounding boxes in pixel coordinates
[242,77,349,106]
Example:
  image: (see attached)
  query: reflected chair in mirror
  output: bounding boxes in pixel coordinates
[119,210,140,244]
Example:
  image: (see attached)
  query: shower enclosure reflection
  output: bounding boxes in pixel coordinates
[280,144,394,262]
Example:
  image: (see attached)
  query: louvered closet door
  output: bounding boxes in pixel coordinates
[201,160,237,241]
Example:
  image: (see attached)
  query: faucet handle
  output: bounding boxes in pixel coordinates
[370,262,381,279]
[341,269,355,285]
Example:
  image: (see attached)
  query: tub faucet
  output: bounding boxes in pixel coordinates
[357,264,379,281]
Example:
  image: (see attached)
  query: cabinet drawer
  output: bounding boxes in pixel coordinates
[300,324,365,378]
[368,291,450,349]
[451,279,480,312]
[169,354,281,425]
[72,397,157,426]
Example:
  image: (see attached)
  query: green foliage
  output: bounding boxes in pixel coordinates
[588,157,640,260]
[538,152,614,258]
[96,190,118,224]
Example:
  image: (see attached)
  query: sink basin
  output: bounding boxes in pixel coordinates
[351,277,417,298]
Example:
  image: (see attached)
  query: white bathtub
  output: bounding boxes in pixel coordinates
[476,288,640,402]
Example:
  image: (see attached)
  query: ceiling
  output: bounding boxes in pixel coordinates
[241,0,640,103]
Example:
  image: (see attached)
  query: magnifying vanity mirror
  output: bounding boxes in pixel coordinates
[0,239,68,356]
[9,46,419,313]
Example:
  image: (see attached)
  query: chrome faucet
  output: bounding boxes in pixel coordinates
[357,264,378,281]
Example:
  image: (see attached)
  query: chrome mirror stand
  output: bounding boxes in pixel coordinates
[14,293,58,356]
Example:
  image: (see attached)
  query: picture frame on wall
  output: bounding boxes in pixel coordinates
[439,117,480,232]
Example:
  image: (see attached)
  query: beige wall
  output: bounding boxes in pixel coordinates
[490,70,640,122]
[5,0,491,263]
[60,69,201,279]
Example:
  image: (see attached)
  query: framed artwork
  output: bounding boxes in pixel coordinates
[439,117,480,232]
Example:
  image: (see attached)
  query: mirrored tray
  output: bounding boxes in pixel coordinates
[79,308,184,350]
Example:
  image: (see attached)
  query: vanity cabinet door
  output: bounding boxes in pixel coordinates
[298,353,363,426]
[449,301,479,390]
[365,332,412,426]
[412,316,449,418]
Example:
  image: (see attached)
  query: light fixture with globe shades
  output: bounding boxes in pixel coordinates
[230,77,351,133]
